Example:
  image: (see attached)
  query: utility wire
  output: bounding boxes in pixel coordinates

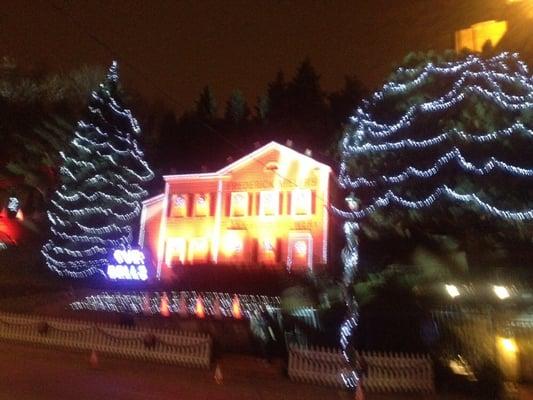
[44,0,334,209]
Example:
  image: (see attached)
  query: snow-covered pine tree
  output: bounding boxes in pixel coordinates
[42,62,154,278]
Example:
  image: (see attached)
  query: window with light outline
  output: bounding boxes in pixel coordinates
[287,232,313,270]
[259,190,280,216]
[291,188,312,216]
[194,193,210,217]
[230,192,248,217]
[165,237,186,266]
[189,237,209,262]
[170,194,188,217]
[259,237,278,264]
[222,230,244,259]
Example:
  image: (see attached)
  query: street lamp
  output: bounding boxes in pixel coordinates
[493,285,510,300]
[445,284,460,298]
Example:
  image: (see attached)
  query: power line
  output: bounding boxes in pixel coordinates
[44,0,334,207]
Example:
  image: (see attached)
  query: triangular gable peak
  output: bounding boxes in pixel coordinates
[217,141,331,175]
[164,141,331,182]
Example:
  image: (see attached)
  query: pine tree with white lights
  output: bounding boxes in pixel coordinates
[336,52,533,388]
[42,62,154,278]
[338,51,533,285]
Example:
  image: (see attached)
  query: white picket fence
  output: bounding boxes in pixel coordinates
[0,312,211,368]
[288,345,434,393]
[288,345,351,388]
[361,351,434,393]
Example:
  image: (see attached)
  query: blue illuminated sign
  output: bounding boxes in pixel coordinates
[107,249,148,281]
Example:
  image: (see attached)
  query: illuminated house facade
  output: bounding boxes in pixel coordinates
[139,141,333,280]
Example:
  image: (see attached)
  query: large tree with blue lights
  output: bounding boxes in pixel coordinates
[336,51,533,388]
[42,62,154,278]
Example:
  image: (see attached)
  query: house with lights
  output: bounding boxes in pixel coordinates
[139,141,333,280]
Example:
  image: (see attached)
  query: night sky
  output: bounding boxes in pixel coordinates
[2,0,528,112]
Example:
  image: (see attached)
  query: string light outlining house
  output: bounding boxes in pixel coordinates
[138,141,333,280]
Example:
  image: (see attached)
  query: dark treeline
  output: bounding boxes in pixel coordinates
[142,59,366,178]
[0,57,365,216]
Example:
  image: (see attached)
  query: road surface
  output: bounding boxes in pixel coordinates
[0,341,346,400]
[1,341,531,400]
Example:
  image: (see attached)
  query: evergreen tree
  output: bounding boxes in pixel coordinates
[255,95,269,123]
[328,75,365,129]
[156,110,179,170]
[0,59,104,215]
[41,62,154,278]
[338,52,533,390]
[338,52,533,285]
[261,60,328,149]
[195,86,217,121]
[288,58,326,121]
[224,89,250,125]
[264,70,287,122]
[4,116,73,214]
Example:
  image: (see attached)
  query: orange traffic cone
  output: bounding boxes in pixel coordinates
[214,363,223,384]
[89,350,99,368]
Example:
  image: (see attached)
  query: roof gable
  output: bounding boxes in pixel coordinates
[163,141,331,182]
[217,141,331,175]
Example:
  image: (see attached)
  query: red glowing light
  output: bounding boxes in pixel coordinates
[160,293,170,317]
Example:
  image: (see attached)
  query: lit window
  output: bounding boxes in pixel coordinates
[189,238,209,262]
[287,233,313,270]
[165,238,186,266]
[259,191,279,216]
[194,194,210,217]
[223,231,244,256]
[291,189,312,215]
[170,194,188,217]
[231,192,248,217]
[259,237,277,265]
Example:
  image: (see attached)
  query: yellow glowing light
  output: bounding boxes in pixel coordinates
[259,190,279,216]
[499,337,518,353]
[292,188,312,215]
[188,238,209,263]
[193,238,208,252]
[170,194,188,217]
[195,296,205,319]
[445,284,460,298]
[232,295,242,319]
[230,192,248,217]
[194,194,210,216]
[222,232,243,256]
[493,285,510,300]
[455,20,508,53]
[165,238,186,266]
